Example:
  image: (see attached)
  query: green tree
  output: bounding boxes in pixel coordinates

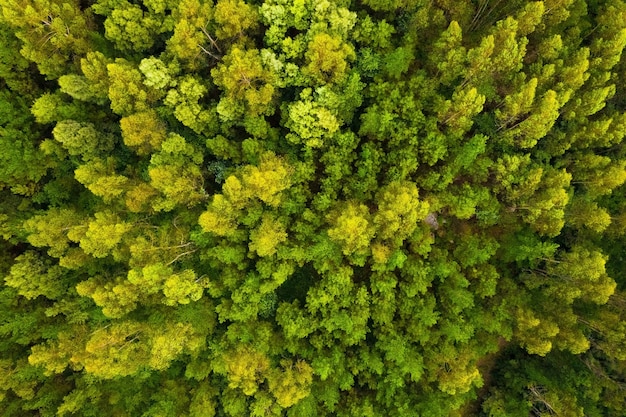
[93,0,175,52]
[327,201,374,257]
[120,110,167,154]
[212,47,278,116]
[148,133,207,211]
[1,0,95,78]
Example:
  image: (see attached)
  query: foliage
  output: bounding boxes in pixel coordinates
[1,0,626,415]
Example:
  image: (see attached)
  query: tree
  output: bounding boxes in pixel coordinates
[0,0,95,78]
[569,153,626,197]
[93,0,175,52]
[501,90,561,148]
[74,158,129,203]
[148,133,207,211]
[566,196,612,233]
[52,120,114,160]
[107,59,159,116]
[79,210,132,259]
[4,251,67,300]
[0,90,51,194]
[436,86,486,137]
[212,47,278,116]
[304,33,355,85]
[268,359,314,408]
[327,201,374,257]
[213,0,259,40]
[167,0,216,69]
[222,347,270,396]
[249,214,288,257]
[22,208,87,259]
[163,75,219,135]
[284,88,341,148]
[120,110,167,155]
[373,181,429,243]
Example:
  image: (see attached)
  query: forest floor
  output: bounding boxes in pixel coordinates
[458,337,510,416]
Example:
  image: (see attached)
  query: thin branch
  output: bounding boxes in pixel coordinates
[200,26,222,53]
[166,249,197,266]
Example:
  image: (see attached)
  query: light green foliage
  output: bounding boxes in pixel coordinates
[515,1,545,35]
[76,276,139,318]
[1,0,94,78]
[52,120,114,160]
[360,0,412,12]
[139,56,178,91]
[504,89,561,148]
[546,246,615,305]
[149,133,206,211]
[514,307,561,355]
[78,263,205,316]
[304,33,355,84]
[374,182,429,242]
[58,75,103,104]
[223,347,270,395]
[496,77,538,127]
[327,201,375,256]
[567,197,612,233]
[213,0,259,39]
[164,75,218,134]
[260,0,356,50]
[128,223,196,268]
[167,0,214,68]
[199,152,292,240]
[268,359,314,407]
[493,155,571,236]
[212,47,277,116]
[125,182,160,213]
[78,320,196,378]
[149,322,204,369]
[79,211,132,258]
[430,21,466,85]
[104,3,157,51]
[30,91,86,124]
[23,208,86,258]
[162,269,204,305]
[490,17,528,79]
[79,52,111,102]
[435,347,482,395]
[233,152,293,206]
[28,330,84,375]
[353,15,395,50]
[437,86,486,136]
[285,88,341,148]
[94,0,175,52]
[107,59,158,116]
[514,243,617,356]
[81,323,158,378]
[463,34,495,87]
[74,158,129,202]
[199,194,239,236]
[120,110,167,154]
[2,1,626,416]
[249,215,288,256]
[569,153,626,197]
[189,382,218,417]
[127,263,178,295]
[5,251,66,300]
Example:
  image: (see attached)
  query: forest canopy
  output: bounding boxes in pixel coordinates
[1,0,626,415]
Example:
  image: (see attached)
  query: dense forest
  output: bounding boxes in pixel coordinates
[1,0,626,415]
